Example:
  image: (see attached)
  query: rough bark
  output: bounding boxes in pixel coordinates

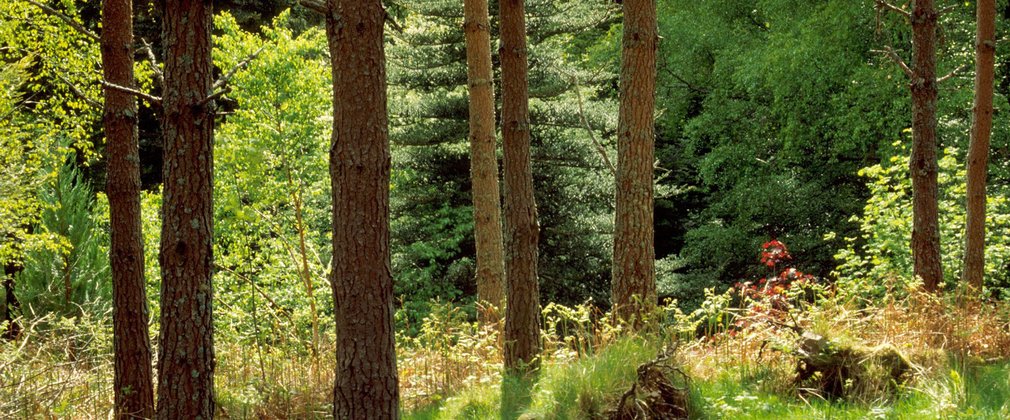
[101,0,154,415]
[325,0,400,417]
[500,0,541,374]
[464,0,507,315]
[910,0,943,292]
[156,0,216,416]
[963,0,996,291]
[612,0,658,327]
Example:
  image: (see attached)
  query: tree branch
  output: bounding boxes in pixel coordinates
[54,73,100,109]
[212,46,266,91]
[24,0,100,42]
[568,75,616,176]
[938,64,967,84]
[198,86,231,108]
[140,38,163,86]
[873,0,910,19]
[938,5,957,16]
[101,80,161,106]
[298,0,326,14]
[871,46,915,79]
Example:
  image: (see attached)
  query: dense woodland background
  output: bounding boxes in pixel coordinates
[3,0,1010,418]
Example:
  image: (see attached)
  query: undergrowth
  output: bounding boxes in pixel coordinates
[2,282,1009,418]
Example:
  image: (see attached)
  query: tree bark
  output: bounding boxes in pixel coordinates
[910,0,943,292]
[325,0,400,417]
[963,0,996,291]
[464,0,507,315]
[101,0,154,415]
[612,0,658,327]
[500,0,541,374]
[156,0,216,416]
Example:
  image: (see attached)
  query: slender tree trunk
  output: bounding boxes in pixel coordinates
[156,0,216,416]
[2,261,21,340]
[325,0,400,417]
[963,0,996,291]
[101,0,154,414]
[612,0,658,327]
[464,0,506,316]
[910,0,943,292]
[500,0,541,374]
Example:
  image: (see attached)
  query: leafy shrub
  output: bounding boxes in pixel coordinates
[834,143,1010,298]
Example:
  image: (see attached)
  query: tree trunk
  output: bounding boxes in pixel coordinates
[499,0,541,374]
[612,0,658,327]
[156,0,216,416]
[963,0,996,291]
[101,0,154,414]
[910,0,943,292]
[325,0,400,417]
[2,261,21,340]
[464,0,507,315]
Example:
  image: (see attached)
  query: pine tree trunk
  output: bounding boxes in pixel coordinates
[500,0,541,374]
[612,0,658,327]
[325,0,400,417]
[963,0,996,291]
[101,0,154,415]
[910,0,943,292]
[465,0,506,315]
[156,0,216,416]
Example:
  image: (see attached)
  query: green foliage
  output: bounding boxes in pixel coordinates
[16,161,110,320]
[387,0,620,322]
[653,0,935,306]
[835,144,1010,297]
[212,11,333,348]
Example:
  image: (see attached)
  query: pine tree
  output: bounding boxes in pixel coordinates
[387,0,620,317]
[963,0,996,290]
[325,0,400,416]
[500,0,541,373]
[100,0,154,414]
[612,0,658,326]
[464,0,507,316]
[156,0,216,415]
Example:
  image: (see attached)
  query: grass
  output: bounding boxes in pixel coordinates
[3,293,1010,418]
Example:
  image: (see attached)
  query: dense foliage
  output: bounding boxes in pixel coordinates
[4,0,1010,416]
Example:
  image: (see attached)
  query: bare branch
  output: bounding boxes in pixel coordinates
[938,4,957,16]
[938,64,967,84]
[53,73,100,109]
[198,86,231,108]
[24,0,100,42]
[568,75,615,176]
[873,0,910,19]
[871,46,915,79]
[212,46,266,91]
[101,80,162,106]
[140,38,163,86]
[298,0,326,15]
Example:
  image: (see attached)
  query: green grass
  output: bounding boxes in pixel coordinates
[406,345,1010,419]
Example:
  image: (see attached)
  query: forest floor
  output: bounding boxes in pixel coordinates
[2,292,1010,418]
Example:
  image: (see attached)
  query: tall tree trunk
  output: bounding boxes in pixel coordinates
[910,0,943,292]
[612,0,658,327]
[156,0,216,416]
[101,0,154,415]
[464,0,506,316]
[325,0,400,417]
[963,0,996,291]
[500,0,541,374]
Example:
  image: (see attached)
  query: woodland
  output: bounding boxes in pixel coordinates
[2,0,1010,418]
